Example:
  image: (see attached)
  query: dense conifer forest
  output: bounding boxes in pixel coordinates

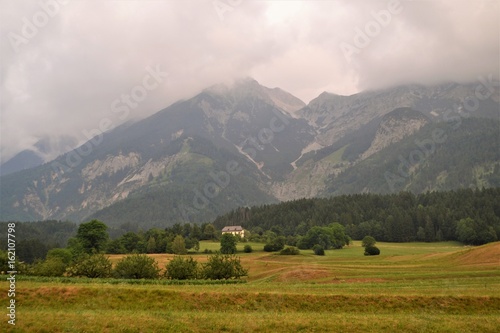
[214,188,500,245]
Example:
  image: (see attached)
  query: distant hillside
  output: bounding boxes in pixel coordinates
[0,150,44,176]
[0,135,78,176]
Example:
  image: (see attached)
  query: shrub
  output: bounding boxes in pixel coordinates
[30,257,67,277]
[263,244,275,252]
[243,245,253,253]
[279,246,300,255]
[165,256,198,280]
[113,254,160,279]
[312,244,325,255]
[46,248,73,265]
[203,249,213,254]
[201,252,248,280]
[264,236,286,252]
[66,254,112,278]
[364,246,380,256]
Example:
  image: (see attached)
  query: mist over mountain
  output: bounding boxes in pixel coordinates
[0,136,78,176]
[0,79,498,229]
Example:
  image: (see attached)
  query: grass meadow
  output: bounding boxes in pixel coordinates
[2,241,499,332]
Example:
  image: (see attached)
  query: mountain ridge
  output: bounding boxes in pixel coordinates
[1,79,498,228]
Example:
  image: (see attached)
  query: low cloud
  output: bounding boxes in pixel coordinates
[1,0,498,162]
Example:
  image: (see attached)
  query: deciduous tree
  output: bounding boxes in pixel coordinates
[76,219,109,254]
[172,235,187,255]
[361,236,376,248]
[220,233,237,254]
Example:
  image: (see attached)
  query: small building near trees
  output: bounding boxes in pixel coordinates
[222,225,245,238]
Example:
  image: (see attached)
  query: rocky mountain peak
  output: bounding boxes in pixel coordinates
[203,77,305,117]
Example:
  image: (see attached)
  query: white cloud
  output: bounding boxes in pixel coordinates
[1,0,498,162]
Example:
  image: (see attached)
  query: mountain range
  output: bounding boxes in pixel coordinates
[1,78,499,230]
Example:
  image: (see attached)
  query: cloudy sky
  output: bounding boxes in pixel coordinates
[1,0,499,162]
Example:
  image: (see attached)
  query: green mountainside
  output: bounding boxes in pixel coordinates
[0,80,498,229]
[323,118,500,195]
[88,136,277,229]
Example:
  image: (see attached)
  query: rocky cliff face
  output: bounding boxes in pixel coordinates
[360,108,429,160]
[269,108,430,201]
[299,83,496,150]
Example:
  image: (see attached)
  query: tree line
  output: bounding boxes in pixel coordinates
[214,188,500,245]
[0,220,247,281]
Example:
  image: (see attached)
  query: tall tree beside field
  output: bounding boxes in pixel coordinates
[146,237,157,254]
[172,235,187,255]
[191,224,202,239]
[220,233,237,254]
[120,232,143,253]
[75,219,109,254]
[203,223,217,240]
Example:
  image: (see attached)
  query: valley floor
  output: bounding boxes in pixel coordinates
[2,241,500,332]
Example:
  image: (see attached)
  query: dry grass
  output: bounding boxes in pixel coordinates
[451,242,500,267]
[2,241,500,332]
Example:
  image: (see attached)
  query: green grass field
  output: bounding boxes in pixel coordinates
[2,241,500,332]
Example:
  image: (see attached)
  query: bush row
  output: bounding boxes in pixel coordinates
[165,253,248,280]
[22,252,248,280]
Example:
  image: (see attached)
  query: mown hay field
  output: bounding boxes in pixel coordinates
[2,241,499,332]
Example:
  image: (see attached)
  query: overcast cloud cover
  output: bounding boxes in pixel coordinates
[0,0,499,162]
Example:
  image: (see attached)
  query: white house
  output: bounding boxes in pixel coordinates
[221,225,245,238]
